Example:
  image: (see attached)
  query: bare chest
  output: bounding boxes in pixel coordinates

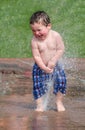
[38,40,56,53]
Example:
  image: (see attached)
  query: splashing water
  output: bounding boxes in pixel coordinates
[41,61,66,111]
[42,73,54,110]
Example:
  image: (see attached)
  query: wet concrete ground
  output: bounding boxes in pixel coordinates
[0,58,85,130]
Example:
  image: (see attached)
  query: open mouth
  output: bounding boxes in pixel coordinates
[35,34,46,40]
[37,35,43,39]
[38,34,43,37]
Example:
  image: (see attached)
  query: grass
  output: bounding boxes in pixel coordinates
[0,0,84,58]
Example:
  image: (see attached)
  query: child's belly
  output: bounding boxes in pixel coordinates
[40,50,56,65]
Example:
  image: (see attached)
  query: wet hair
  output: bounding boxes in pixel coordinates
[30,11,51,26]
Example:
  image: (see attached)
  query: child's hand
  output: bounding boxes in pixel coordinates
[45,67,53,73]
[47,61,55,69]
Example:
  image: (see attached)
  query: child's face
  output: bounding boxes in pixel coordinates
[30,22,51,40]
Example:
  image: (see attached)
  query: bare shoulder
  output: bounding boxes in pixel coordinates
[51,30,64,50]
[51,30,62,39]
[31,36,38,48]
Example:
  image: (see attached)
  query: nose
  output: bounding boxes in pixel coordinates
[35,31,39,35]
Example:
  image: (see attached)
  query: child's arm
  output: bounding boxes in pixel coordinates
[47,33,65,69]
[31,40,53,73]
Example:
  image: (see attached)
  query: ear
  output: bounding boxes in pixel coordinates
[47,23,51,29]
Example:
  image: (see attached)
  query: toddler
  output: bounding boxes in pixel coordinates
[30,11,67,112]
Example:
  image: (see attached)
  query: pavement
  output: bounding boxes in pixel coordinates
[0,58,85,130]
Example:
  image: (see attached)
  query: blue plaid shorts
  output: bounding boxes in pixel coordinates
[32,63,67,100]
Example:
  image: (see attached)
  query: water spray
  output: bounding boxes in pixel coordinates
[42,73,54,110]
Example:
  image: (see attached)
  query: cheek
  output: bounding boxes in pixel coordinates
[42,29,48,35]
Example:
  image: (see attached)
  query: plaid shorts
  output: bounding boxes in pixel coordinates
[32,63,67,100]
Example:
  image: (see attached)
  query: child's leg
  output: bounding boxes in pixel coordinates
[56,92,65,112]
[35,97,44,112]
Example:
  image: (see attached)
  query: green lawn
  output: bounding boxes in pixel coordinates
[0,0,84,58]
